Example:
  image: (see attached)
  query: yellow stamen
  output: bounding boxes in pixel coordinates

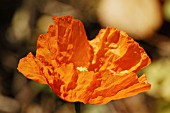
[76,66,88,72]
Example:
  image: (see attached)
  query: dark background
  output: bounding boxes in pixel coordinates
[0,0,170,113]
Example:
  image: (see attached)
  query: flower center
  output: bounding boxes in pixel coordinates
[76,66,88,72]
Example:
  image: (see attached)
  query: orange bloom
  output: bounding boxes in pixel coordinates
[17,16,151,104]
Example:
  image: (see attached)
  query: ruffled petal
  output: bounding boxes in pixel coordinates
[88,72,150,104]
[36,16,93,68]
[108,74,151,100]
[17,52,47,84]
[49,65,150,104]
[49,63,95,103]
[89,28,151,73]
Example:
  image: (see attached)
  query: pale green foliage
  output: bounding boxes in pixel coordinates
[144,58,170,101]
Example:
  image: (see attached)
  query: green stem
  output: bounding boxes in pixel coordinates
[75,102,80,113]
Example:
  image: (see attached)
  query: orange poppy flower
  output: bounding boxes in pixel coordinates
[17,16,151,104]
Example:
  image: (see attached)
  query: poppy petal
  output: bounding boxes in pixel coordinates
[49,63,95,103]
[49,65,150,104]
[36,16,93,68]
[89,28,150,73]
[17,52,47,84]
[110,74,151,100]
[88,72,150,104]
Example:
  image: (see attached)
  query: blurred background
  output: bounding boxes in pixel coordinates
[0,0,170,113]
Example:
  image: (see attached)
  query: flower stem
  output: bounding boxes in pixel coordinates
[75,102,80,113]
